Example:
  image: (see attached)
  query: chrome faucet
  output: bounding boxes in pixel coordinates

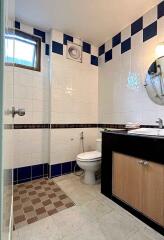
[156,118,163,129]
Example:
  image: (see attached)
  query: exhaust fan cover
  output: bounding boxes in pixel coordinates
[66,42,82,62]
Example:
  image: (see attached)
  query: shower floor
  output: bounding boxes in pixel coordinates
[13,178,75,230]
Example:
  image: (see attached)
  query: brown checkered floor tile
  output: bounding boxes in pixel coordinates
[13,178,75,230]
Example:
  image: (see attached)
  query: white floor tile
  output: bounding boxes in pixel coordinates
[12,230,20,240]
[17,216,63,240]
[12,173,164,240]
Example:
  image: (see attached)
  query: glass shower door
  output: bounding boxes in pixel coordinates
[0,0,15,239]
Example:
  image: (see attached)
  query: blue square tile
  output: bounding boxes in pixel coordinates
[83,42,91,54]
[52,41,63,55]
[99,44,105,56]
[131,17,143,36]
[18,178,31,184]
[112,33,121,48]
[15,21,20,29]
[121,38,131,54]
[45,44,49,56]
[51,164,61,177]
[63,34,73,45]
[158,1,164,19]
[71,161,76,172]
[105,49,112,62]
[33,28,45,43]
[91,55,98,66]
[62,162,72,175]
[72,161,80,172]
[32,164,43,179]
[143,21,157,42]
[18,166,31,181]
[44,163,49,177]
[13,168,18,183]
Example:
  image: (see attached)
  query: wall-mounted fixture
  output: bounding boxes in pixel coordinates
[155,42,164,58]
[66,42,82,62]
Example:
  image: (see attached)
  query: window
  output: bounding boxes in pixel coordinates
[5,30,41,71]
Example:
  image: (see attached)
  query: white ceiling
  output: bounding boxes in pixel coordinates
[15,0,160,46]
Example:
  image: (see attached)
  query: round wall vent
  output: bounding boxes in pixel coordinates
[66,42,82,62]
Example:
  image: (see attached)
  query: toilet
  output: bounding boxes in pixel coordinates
[76,139,101,185]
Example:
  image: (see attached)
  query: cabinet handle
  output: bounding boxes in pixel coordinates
[143,161,149,166]
[138,160,144,164]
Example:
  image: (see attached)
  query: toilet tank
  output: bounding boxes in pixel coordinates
[96,138,102,152]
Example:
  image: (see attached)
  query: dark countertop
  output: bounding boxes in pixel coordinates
[102,129,164,140]
[101,129,164,164]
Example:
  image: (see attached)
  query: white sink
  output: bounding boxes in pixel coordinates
[128,128,164,136]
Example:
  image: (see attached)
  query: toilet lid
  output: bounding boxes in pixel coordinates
[77,151,101,161]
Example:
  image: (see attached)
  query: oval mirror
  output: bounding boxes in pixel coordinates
[145,56,164,105]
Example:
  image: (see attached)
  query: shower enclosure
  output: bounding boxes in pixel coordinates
[0,0,15,239]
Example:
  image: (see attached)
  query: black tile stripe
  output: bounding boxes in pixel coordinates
[98,124,126,129]
[13,123,163,129]
[13,124,98,129]
[98,124,164,129]
[51,124,98,129]
[14,124,50,129]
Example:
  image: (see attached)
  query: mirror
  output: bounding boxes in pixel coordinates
[145,56,164,105]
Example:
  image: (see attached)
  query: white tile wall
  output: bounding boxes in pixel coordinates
[50,30,98,165]
[13,5,163,169]
[50,30,98,125]
[143,6,157,28]
[13,129,49,168]
[105,39,112,52]
[13,26,99,168]
[50,128,98,165]
[121,26,131,42]
[13,23,50,168]
[14,61,50,124]
[98,6,164,125]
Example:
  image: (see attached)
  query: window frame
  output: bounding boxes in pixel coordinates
[6,29,41,72]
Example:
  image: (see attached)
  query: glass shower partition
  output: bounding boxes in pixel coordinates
[0,0,15,239]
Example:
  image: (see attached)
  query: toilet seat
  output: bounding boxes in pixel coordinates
[77,151,101,162]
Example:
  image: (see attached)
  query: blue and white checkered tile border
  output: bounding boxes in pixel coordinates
[99,1,164,64]
[15,20,50,56]
[51,33,98,66]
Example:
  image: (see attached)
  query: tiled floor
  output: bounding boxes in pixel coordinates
[13,178,74,230]
[13,174,164,240]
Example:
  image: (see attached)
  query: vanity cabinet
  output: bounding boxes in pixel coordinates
[112,152,164,226]
[101,130,164,234]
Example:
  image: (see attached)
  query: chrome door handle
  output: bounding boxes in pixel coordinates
[138,160,144,164]
[12,106,25,118]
